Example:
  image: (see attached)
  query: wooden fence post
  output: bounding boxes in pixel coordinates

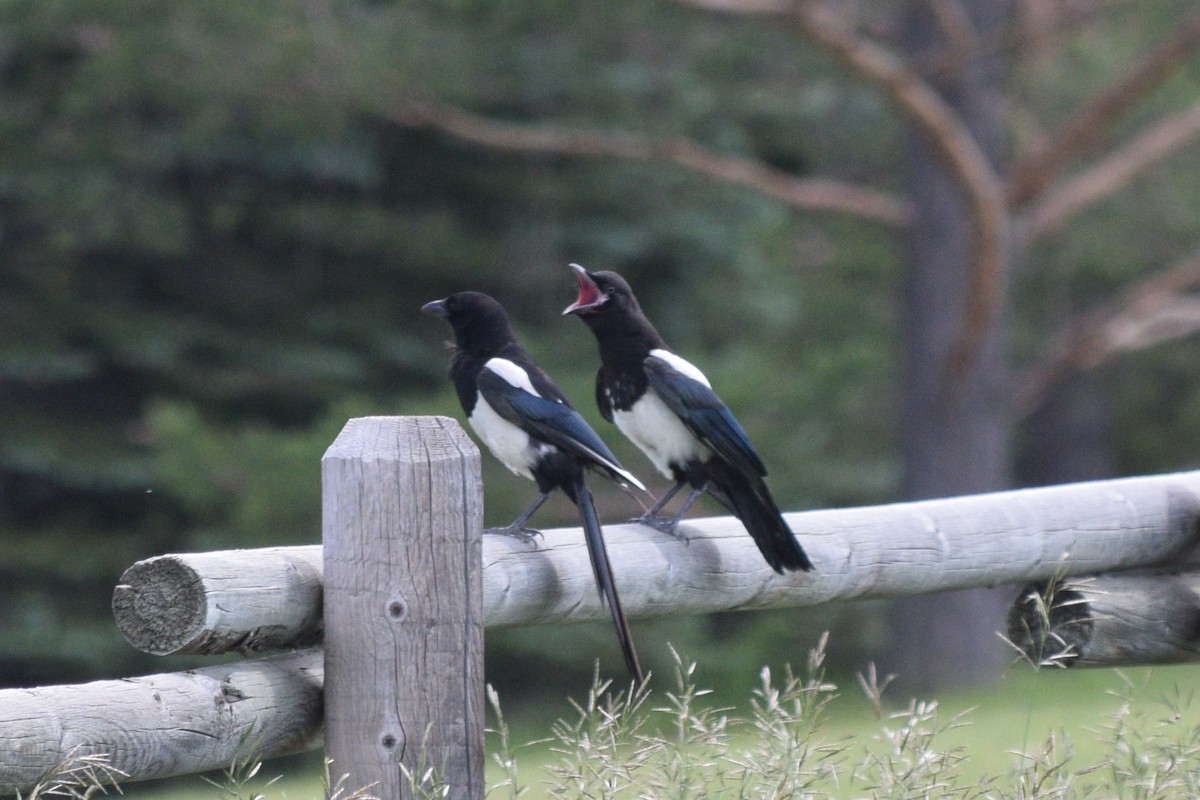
[322,416,483,800]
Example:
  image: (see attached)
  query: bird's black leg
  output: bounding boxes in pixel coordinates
[644,481,685,518]
[487,491,550,543]
[632,481,702,542]
[671,485,705,519]
[628,480,683,529]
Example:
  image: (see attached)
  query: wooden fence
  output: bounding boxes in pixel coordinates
[4,415,1200,798]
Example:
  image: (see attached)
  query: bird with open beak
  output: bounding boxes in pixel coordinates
[563,264,813,574]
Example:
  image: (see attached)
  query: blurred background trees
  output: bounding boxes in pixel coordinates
[3,0,1200,698]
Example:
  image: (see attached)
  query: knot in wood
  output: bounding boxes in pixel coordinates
[220,681,246,703]
[386,596,409,622]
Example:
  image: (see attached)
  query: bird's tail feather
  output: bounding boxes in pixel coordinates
[709,462,813,574]
[574,476,646,687]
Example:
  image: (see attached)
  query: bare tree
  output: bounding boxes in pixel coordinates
[376,0,1200,688]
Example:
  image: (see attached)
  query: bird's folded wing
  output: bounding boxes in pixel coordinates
[644,355,767,478]
[477,369,643,489]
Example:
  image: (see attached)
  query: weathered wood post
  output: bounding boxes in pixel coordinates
[322,416,483,800]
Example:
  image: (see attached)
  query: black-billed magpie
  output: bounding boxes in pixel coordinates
[562,265,813,574]
[422,291,647,685]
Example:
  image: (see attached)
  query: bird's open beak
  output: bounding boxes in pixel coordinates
[421,299,449,318]
[562,263,607,315]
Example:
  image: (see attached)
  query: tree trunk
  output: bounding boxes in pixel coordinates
[1018,369,1116,488]
[885,0,1015,694]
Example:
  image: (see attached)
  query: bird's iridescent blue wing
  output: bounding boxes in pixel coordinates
[477,366,644,490]
[644,355,767,478]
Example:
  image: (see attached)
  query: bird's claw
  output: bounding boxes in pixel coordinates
[485,525,543,544]
[630,515,690,543]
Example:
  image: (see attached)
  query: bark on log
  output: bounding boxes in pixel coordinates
[112,547,324,655]
[1007,570,1200,667]
[112,470,1200,651]
[0,648,322,794]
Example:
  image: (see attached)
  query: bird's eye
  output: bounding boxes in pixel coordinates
[604,286,616,297]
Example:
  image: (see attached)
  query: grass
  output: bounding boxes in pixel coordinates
[51,638,1200,800]
[482,641,1200,799]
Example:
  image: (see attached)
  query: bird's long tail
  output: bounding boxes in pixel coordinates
[573,476,645,687]
[708,461,813,574]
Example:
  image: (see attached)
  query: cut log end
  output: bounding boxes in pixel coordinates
[1006,582,1093,668]
[1007,572,1200,668]
[112,557,207,656]
[112,548,326,656]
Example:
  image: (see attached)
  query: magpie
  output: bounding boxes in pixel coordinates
[562,265,813,574]
[422,291,647,685]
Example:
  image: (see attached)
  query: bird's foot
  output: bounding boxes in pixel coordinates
[485,525,543,544]
[630,514,690,543]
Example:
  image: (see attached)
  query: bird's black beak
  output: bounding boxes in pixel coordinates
[421,299,449,318]
[562,263,606,315]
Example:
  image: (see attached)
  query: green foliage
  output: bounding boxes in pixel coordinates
[3,0,1200,693]
[145,398,378,549]
[201,748,283,800]
[0,0,900,687]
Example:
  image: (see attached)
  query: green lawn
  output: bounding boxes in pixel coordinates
[107,660,1200,799]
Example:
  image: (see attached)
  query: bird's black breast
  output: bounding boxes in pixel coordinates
[448,351,482,416]
[596,364,647,420]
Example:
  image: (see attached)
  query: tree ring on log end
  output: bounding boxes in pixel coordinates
[1006,582,1092,667]
[112,557,206,655]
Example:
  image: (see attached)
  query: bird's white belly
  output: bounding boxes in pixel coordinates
[469,394,545,480]
[613,389,708,479]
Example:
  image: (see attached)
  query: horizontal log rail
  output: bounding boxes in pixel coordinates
[0,649,322,793]
[112,547,324,655]
[8,417,1200,798]
[114,470,1200,654]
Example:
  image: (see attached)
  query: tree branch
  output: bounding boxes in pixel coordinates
[383,98,913,226]
[788,1,1009,374]
[1022,101,1200,238]
[675,0,1011,372]
[1011,0,1139,62]
[1007,13,1200,208]
[925,0,980,75]
[1016,252,1200,415]
[671,0,792,12]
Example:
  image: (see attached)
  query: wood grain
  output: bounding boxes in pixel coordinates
[113,470,1200,648]
[0,649,322,793]
[480,471,1200,627]
[112,547,324,655]
[322,416,484,800]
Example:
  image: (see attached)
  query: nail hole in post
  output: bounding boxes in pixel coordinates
[387,597,408,621]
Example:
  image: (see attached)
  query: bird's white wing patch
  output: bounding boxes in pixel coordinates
[614,391,709,480]
[484,358,541,396]
[469,393,541,480]
[649,349,711,387]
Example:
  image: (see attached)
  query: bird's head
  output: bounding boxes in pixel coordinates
[421,291,515,356]
[562,264,641,319]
